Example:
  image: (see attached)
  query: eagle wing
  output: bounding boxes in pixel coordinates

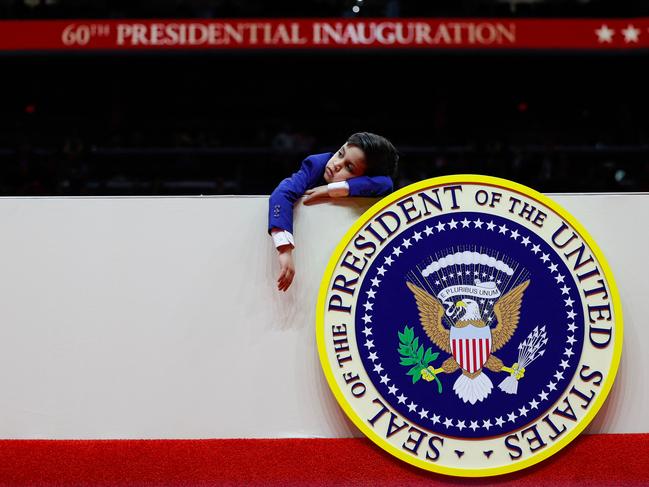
[491,280,530,352]
[406,281,450,353]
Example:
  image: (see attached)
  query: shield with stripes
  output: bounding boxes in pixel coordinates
[449,325,492,374]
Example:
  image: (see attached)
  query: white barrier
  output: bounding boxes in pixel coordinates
[0,193,646,439]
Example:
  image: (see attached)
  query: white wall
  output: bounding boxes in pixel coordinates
[0,193,645,439]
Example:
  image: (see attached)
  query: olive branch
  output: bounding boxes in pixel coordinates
[398,325,442,393]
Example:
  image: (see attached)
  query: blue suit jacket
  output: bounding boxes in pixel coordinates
[268,152,393,234]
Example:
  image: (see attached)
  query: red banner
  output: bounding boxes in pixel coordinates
[1,18,648,51]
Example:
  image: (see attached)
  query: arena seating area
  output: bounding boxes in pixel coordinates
[1,53,647,195]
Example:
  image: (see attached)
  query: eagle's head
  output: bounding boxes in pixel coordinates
[454,299,482,322]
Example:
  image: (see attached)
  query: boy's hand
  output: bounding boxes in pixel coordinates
[277,245,295,292]
[303,185,330,205]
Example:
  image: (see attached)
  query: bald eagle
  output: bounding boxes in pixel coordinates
[407,280,529,404]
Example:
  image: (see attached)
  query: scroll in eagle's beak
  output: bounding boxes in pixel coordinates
[455,300,467,308]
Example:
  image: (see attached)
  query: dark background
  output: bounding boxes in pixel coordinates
[1,0,648,195]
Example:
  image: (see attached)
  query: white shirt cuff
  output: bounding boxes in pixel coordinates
[271,229,295,249]
[327,181,349,197]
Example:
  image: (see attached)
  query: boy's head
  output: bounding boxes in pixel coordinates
[323,132,399,183]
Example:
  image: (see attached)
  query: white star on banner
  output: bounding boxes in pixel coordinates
[384,255,394,266]
[449,219,458,229]
[539,390,549,401]
[549,263,558,273]
[397,393,407,404]
[486,221,496,231]
[547,381,558,392]
[531,244,541,254]
[564,347,574,358]
[366,289,376,299]
[373,363,383,373]
[371,277,381,287]
[461,218,471,228]
[554,370,564,381]
[392,247,402,257]
[376,266,386,277]
[388,385,398,395]
[469,420,479,431]
[363,302,373,311]
[434,222,445,232]
[431,414,440,424]
[495,417,505,427]
[595,24,614,43]
[456,420,466,431]
[379,373,389,384]
[560,285,570,295]
[507,412,517,423]
[529,399,539,410]
[402,238,412,249]
[567,335,576,345]
[559,359,570,369]
[362,327,372,337]
[413,231,422,242]
[622,24,640,43]
[362,314,372,324]
[567,310,576,320]
[565,297,574,307]
[510,229,520,240]
[365,339,375,349]
[499,223,509,234]
[518,406,529,417]
[567,322,577,332]
[474,218,484,228]
[368,352,378,361]
[482,419,492,430]
[419,408,429,419]
[521,236,531,246]
[443,417,453,428]
[407,402,417,412]
[541,253,550,263]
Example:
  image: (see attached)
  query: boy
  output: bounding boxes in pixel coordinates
[269,132,399,291]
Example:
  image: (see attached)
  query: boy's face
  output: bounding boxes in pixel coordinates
[323,143,368,183]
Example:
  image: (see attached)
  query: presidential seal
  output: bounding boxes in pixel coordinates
[316,176,622,477]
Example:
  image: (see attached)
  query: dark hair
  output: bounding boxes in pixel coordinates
[347,132,399,179]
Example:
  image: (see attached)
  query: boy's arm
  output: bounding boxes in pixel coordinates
[268,157,322,235]
[269,155,325,292]
[303,176,393,205]
[346,175,393,197]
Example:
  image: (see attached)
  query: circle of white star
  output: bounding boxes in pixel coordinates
[359,218,581,431]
